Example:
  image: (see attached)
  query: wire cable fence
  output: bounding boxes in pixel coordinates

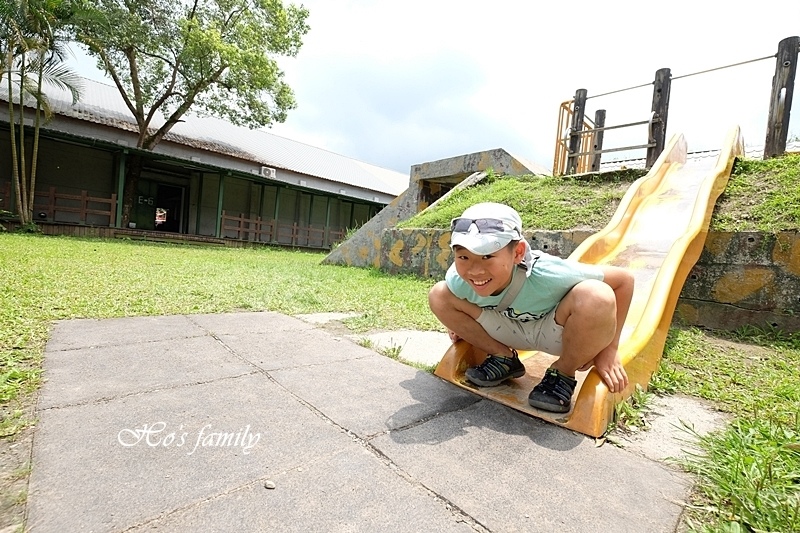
[554,37,798,175]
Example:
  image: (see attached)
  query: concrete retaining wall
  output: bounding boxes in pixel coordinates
[676,231,800,331]
[380,228,800,332]
[323,148,549,269]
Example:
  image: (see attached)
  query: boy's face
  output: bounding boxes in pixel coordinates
[453,241,526,297]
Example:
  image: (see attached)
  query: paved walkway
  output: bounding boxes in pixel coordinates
[28,312,690,532]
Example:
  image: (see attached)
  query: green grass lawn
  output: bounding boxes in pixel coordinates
[0,234,439,433]
[2,226,799,532]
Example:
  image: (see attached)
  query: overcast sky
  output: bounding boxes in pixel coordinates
[68,0,800,174]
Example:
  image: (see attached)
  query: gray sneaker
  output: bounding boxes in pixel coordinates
[465,350,525,387]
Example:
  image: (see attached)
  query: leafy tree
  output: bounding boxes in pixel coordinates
[1,0,82,226]
[69,0,310,226]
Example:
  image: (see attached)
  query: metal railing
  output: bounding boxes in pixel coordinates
[553,100,596,175]
[552,36,798,174]
[553,69,671,176]
[221,211,345,249]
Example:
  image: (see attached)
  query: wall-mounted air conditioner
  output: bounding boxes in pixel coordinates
[260,166,277,179]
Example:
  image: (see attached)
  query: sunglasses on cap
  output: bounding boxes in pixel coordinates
[450,217,519,234]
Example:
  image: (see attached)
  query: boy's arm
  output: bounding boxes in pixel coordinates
[590,265,635,391]
[600,265,634,346]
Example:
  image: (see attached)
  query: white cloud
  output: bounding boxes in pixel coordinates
[67,0,800,174]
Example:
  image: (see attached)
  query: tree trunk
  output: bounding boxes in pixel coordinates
[18,54,28,219]
[7,50,27,225]
[28,56,44,223]
[120,153,143,227]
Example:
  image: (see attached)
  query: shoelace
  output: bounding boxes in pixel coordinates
[540,370,575,404]
[475,355,513,381]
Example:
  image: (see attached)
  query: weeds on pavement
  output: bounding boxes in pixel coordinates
[652,326,800,532]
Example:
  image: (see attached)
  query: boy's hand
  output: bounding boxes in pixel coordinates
[582,345,628,393]
[447,330,461,343]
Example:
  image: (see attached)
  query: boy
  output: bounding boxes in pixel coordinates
[428,202,634,413]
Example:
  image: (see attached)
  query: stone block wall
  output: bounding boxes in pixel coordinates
[380,228,800,332]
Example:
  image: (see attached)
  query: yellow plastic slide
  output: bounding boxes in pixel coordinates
[434,127,745,437]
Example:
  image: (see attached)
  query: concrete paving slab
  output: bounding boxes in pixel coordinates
[350,329,452,367]
[373,400,689,533]
[28,311,693,532]
[216,327,375,371]
[188,311,316,336]
[270,355,480,438]
[126,446,475,533]
[294,312,361,325]
[27,373,356,532]
[46,315,206,351]
[294,312,451,368]
[38,334,255,409]
[615,394,730,463]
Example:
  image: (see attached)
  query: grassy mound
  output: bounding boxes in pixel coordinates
[400,154,800,233]
[712,153,800,232]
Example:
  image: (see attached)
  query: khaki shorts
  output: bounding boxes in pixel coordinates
[476,305,563,355]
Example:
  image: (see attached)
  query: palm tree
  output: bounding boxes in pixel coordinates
[2,0,82,226]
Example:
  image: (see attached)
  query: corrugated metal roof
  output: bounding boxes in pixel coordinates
[4,77,409,196]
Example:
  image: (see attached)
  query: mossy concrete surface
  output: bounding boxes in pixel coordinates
[380,228,800,332]
[379,229,593,278]
[323,149,549,268]
[676,231,800,331]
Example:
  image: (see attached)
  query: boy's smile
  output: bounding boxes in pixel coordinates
[453,243,524,297]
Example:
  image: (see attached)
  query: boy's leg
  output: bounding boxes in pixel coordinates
[428,281,524,386]
[552,279,617,375]
[528,279,617,412]
[428,281,515,358]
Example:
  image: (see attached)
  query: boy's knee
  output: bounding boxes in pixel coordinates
[561,279,616,320]
[428,281,452,314]
[430,282,484,325]
[580,280,616,313]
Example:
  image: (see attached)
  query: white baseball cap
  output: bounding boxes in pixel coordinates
[449,202,523,255]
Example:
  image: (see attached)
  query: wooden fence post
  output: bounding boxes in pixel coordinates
[566,89,588,175]
[764,36,799,159]
[109,193,117,227]
[646,68,671,169]
[47,186,56,219]
[80,190,88,223]
[590,109,606,172]
[1,181,11,216]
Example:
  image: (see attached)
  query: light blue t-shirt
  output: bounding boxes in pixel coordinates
[445,251,604,321]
